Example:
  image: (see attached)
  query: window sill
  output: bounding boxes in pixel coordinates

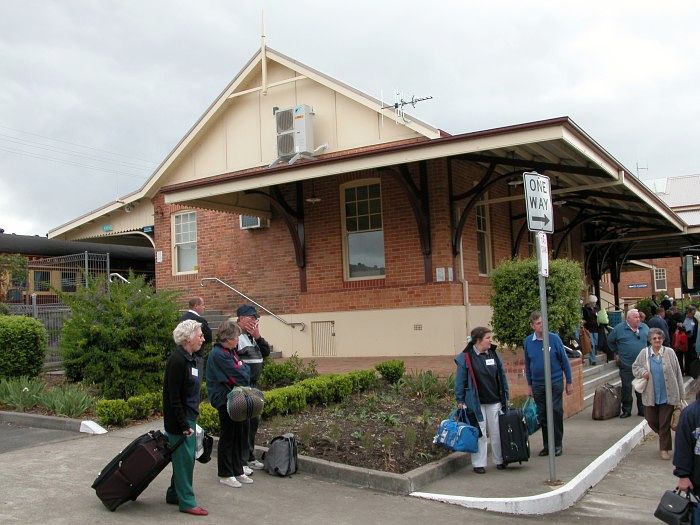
[342,278,386,289]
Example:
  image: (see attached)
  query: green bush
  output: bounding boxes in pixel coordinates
[0,376,44,411]
[345,370,378,392]
[635,298,655,322]
[141,391,163,413]
[0,316,47,379]
[38,384,94,418]
[127,394,154,419]
[296,375,353,405]
[490,258,584,346]
[258,353,318,389]
[261,385,307,418]
[0,303,9,315]
[198,402,220,435]
[60,274,180,399]
[400,370,450,398]
[375,360,405,384]
[96,399,133,426]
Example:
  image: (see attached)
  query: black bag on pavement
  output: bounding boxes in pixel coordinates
[263,433,298,476]
[498,408,530,465]
[654,488,696,524]
[91,430,184,511]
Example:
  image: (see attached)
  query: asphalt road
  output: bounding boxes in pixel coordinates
[0,421,87,454]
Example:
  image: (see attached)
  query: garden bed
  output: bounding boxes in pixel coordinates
[256,377,455,474]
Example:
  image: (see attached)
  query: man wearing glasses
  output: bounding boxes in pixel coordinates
[607,308,649,418]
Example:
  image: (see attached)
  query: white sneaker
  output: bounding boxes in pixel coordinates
[235,474,254,484]
[219,476,242,488]
[248,459,264,470]
[243,466,253,476]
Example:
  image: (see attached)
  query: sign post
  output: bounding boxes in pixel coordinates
[523,171,557,482]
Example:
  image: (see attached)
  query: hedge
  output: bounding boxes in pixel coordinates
[0,315,47,379]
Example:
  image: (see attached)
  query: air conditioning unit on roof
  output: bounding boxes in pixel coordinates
[274,104,315,158]
[240,215,269,230]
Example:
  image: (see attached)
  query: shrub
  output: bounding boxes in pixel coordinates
[0,303,9,315]
[38,384,94,418]
[198,402,220,435]
[96,399,133,426]
[375,360,405,384]
[258,353,318,389]
[635,298,655,322]
[0,376,44,411]
[141,391,163,413]
[60,274,180,399]
[345,370,378,392]
[401,370,450,398]
[490,258,584,346]
[261,385,307,418]
[127,394,154,420]
[0,316,47,379]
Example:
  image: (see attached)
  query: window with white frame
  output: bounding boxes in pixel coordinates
[654,268,667,291]
[341,181,385,279]
[475,202,492,275]
[173,211,198,273]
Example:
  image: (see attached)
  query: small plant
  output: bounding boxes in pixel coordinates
[197,402,220,435]
[375,359,405,384]
[0,316,47,379]
[38,384,94,418]
[0,376,44,411]
[350,430,363,440]
[326,424,342,450]
[377,411,398,426]
[297,422,315,445]
[95,399,133,426]
[360,431,374,451]
[404,427,418,457]
[258,353,318,389]
[127,394,154,419]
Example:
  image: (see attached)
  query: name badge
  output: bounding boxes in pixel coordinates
[191,367,199,378]
[485,358,495,366]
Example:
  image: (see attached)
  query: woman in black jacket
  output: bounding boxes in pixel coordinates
[163,319,207,516]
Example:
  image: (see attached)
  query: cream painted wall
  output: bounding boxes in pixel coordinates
[62,202,155,241]
[257,305,469,359]
[159,60,421,190]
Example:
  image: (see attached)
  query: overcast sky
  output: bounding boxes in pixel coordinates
[1,1,699,237]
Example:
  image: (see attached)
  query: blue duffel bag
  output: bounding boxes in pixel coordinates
[522,396,540,436]
[433,408,480,453]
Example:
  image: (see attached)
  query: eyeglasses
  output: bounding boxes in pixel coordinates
[651,337,663,341]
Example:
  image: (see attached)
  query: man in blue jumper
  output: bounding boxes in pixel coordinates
[607,308,649,418]
[523,311,573,457]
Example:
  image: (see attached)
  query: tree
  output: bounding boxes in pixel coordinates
[0,254,27,299]
[490,258,584,347]
[60,273,180,399]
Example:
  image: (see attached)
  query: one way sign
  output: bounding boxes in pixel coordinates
[523,172,554,233]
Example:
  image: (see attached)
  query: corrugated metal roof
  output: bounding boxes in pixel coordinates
[677,210,700,226]
[651,174,700,207]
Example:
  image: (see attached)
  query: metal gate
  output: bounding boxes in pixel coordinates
[311,321,336,357]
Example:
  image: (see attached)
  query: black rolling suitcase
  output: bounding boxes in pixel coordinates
[498,408,530,465]
[91,430,182,511]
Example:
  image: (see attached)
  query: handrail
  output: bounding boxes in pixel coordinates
[201,277,305,331]
[109,272,130,283]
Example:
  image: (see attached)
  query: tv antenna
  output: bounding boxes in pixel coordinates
[379,90,433,125]
[635,162,648,178]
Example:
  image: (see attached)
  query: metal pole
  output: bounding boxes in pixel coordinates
[537,234,556,482]
[84,251,89,286]
[31,293,38,319]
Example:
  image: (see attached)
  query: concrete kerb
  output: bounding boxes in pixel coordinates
[410,419,653,514]
[0,410,106,434]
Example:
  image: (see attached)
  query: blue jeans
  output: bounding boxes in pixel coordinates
[588,331,599,363]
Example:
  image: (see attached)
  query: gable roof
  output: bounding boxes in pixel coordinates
[49,46,439,238]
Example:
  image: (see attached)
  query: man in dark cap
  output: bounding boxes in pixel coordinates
[236,304,271,470]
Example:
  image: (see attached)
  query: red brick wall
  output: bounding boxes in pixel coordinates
[599,257,682,305]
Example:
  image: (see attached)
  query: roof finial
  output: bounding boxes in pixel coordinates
[261,10,267,96]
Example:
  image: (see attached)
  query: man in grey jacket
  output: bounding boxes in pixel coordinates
[236,304,271,469]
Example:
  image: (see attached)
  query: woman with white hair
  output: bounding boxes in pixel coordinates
[633,327,685,460]
[163,319,208,516]
[582,294,600,365]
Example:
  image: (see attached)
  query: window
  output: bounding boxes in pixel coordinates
[475,202,492,275]
[342,181,385,279]
[60,271,77,292]
[654,268,667,291]
[173,211,198,273]
[33,271,50,292]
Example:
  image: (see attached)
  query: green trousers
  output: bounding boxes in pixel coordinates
[166,419,198,511]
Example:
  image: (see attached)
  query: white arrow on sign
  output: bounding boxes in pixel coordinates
[523,171,554,233]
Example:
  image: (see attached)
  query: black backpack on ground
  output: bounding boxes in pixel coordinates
[263,433,298,476]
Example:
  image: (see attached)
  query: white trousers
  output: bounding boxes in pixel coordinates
[471,402,502,468]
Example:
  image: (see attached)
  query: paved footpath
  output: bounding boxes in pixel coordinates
[0,410,679,525]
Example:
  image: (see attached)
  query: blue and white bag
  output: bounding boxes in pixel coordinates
[433,408,479,453]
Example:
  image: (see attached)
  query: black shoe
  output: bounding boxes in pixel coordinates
[538,448,549,457]
[166,496,179,505]
[555,447,562,457]
[496,464,506,470]
[589,361,598,366]
[637,412,645,417]
[620,412,631,418]
[473,467,486,474]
